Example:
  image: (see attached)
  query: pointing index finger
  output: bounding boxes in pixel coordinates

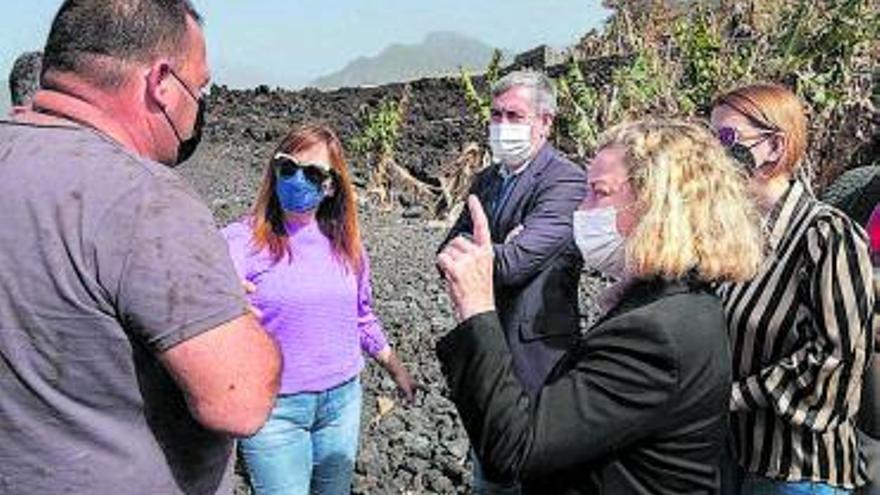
[468,195,491,247]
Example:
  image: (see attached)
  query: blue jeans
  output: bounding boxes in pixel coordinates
[240,378,362,495]
[721,438,853,495]
[742,476,852,494]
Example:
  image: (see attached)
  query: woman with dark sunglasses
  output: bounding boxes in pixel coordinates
[221,124,417,495]
[711,84,874,495]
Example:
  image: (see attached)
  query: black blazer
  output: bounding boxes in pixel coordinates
[441,143,587,395]
[437,278,732,495]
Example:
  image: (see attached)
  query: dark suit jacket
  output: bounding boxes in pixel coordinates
[436,278,732,495]
[441,143,587,395]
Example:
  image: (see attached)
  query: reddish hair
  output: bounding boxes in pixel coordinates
[250,124,363,272]
[712,83,808,176]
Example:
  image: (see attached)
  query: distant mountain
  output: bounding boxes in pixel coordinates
[310,31,506,89]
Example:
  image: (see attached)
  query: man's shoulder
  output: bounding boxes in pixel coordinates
[1,121,206,229]
[474,164,498,182]
[518,146,586,204]
[2,120,178,181]
[539,145,587,180]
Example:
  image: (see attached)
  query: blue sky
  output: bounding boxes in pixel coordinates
[1,1,610,89]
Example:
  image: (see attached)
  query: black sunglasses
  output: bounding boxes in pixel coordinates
[715,126,776,148]
[272,154,333,185]
[714,126,776,172]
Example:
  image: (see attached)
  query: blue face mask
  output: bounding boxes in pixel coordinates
[275,169,325,213]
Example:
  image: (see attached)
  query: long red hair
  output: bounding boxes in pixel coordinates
[250,124,363,272]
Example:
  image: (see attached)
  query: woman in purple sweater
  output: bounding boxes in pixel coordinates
[222,124,416,495]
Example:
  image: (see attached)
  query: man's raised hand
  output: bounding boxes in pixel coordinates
[437,195,495,321]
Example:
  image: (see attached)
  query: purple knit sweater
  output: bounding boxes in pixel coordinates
[222,218,388,394]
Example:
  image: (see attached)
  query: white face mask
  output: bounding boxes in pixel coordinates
[573,208,627,279]
[489,123,533,166]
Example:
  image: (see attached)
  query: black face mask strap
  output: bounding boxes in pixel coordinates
[161,69,199,146]
[728,143,757,173]
[169,70,199,102]
[729,134,777,176]
[161,106,185,145]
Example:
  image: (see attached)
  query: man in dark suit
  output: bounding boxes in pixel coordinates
[440,69,587,494]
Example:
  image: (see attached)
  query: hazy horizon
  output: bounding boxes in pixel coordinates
[0,1,609,92]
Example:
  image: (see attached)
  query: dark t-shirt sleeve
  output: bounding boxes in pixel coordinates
[96,174,248,353]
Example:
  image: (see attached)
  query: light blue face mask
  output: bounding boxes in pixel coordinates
[275,169,325,213]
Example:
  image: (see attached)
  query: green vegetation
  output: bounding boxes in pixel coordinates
[555,58,602,158]
[554,0,878,187]
[351,97,403,165]
[456,0,877,188]
[352,89,437,209]
[358,0,877,216]
[459,49,504,125]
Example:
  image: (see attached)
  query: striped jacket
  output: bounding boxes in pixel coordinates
[718,181,875,489]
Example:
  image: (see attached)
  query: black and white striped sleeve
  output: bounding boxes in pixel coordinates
[730,215,874,432]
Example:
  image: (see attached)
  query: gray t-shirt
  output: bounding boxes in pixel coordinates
[0,121,248,494]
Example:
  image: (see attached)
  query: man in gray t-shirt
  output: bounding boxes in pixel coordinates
[0,1,281,494]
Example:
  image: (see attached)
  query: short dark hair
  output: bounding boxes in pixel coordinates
[42,0,202,89]
[9,51,43,106]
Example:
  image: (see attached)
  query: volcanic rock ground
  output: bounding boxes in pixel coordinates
[180,134,605,494]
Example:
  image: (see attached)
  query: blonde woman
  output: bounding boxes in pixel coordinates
[436,119,763,495]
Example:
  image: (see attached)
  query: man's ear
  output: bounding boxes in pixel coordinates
[540,113,553,133]
[145,59,173,111]
[535,113,554,141]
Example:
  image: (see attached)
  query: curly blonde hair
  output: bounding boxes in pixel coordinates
[598,119,763,283]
